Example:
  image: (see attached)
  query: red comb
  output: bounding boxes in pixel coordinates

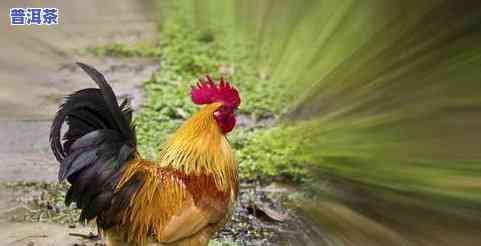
[191,76,240,108]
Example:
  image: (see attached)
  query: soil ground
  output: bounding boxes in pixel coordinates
[0,1,159,245]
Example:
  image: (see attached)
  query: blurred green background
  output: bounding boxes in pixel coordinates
[1,0,481,245]
[146,1,481,245]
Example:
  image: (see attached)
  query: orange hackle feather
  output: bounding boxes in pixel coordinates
[158,102,238,191]
[110,102,238,245]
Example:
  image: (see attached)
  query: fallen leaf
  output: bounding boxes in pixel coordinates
[247,202,289,222]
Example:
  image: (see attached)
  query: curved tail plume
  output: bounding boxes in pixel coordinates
[49,62,138,223]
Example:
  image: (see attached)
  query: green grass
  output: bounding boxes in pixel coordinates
[82,1,481,243]
[84,2,310,182]
[86,1,481,202]
[95,14,304,181]
[87,43,162,57]
[208,239,238,246]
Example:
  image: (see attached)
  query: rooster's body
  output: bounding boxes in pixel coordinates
[50,63,240,245]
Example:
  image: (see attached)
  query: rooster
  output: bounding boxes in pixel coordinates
[50,63,240,245]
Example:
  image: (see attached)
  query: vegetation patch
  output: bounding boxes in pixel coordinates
[4,182,79,225]
[109,15,309,181]
[1,8,313,246]
[86,43,162,58]
[3,180,306,246]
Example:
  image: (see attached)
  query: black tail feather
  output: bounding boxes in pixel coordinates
[97,171,145,228]
[49,62,138,225]
[75,62,133,140]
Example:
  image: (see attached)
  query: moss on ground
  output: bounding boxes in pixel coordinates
[4,182,80,225]
[79,14,313,246]
[2,8,310,246]
[4,182,289,246]
[88,14,309,181]
[86,43,162,58]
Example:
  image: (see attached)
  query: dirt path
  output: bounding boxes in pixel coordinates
[0,1,160,245]
[0,58,159,182]
[0,0,158,119]
[0,0,159,182]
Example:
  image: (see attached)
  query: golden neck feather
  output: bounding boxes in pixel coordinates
[158,102,237,191]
